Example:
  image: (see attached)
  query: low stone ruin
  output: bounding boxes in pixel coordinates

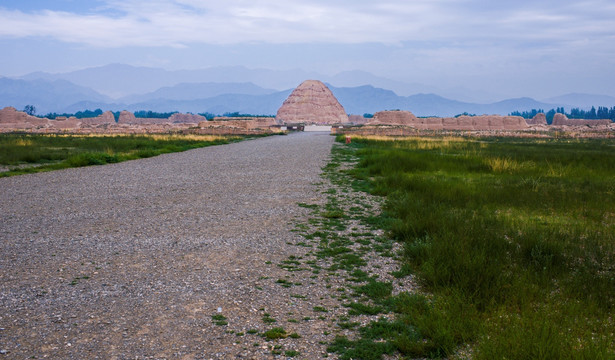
[47,117,81,130]
[368,110,418,126]
[169,113,208,123]
[366,111,529,130]
[209,117,277,128]
[80,111,116,125]
[0,107,118,131]
[0,107,285,135]
[117,111,201,125]
[551,113,612,126]
[348,115,368,125]
[197,117,279,134]
[0,107,195,134]
[46,111,116,130]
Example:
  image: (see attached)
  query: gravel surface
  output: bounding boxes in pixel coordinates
[0,132,340,359]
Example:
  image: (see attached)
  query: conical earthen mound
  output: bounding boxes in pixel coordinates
[276,80,348,125]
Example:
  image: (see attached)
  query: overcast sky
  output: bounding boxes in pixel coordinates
[1,0,614,99]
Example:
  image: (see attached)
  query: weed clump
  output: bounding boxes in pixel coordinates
[263,327,287,340]
[211,314,228,326]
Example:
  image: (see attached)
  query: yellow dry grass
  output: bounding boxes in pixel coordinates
[348,135,468,150]
[146,134,238,142]
[12,138,33,146]
[38,133,237,142]
[486,157,523,173]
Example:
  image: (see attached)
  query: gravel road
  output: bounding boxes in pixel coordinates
[0,132,337,359]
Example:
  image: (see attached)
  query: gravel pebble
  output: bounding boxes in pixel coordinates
[0,132,336,359]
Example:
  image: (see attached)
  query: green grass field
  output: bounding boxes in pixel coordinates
[0,133,244,177]
[335,135,615,359]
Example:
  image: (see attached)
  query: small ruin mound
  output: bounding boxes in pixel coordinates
[118,110,137,124]
[276,80,348,125]
[0,107,48,129]
[527,113,548,125]
[551,113,569,125]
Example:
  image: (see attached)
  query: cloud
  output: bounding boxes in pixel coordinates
[1,0,611,48]
[1,0,614,97]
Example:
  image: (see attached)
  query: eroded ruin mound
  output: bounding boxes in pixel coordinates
[276,80,348,125]
[0,107,48,129]
[118,110,137,124]
[527,113,548,125]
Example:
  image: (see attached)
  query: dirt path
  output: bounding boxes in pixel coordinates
[0,132,340,359]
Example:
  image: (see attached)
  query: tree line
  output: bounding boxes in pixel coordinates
[30,107,274,122]
[510,106,615,123]
[38,109,180,121]
[40,108,107,120]
[197,112,276,120]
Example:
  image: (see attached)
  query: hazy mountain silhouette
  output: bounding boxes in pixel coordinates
[20,64,320,98]
[118,82,278,104]
[16,64,509,102]
[0,77,110,113]
[543,93,615,109]
[328,86,557,117]
[4,65,615,116]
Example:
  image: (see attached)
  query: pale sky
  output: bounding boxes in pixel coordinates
[1,0,614,99]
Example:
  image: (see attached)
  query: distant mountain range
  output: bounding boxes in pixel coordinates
[118,82,278,104]
[0,77,111,112]
[19,64,321,99]
[2,64,615,117]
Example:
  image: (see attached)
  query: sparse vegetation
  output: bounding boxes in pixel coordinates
[69,275,90,286]
[0,133,245,177]
[285,349,300,357]
[263,327,287,340]
[262,313,277,324]
[331,135,615,359]
[211,314,228,326]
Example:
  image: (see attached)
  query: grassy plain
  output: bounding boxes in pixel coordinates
[333,135,614,359]
[0,133,243,177]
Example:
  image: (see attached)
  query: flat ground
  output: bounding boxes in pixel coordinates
[0,132,346,359]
